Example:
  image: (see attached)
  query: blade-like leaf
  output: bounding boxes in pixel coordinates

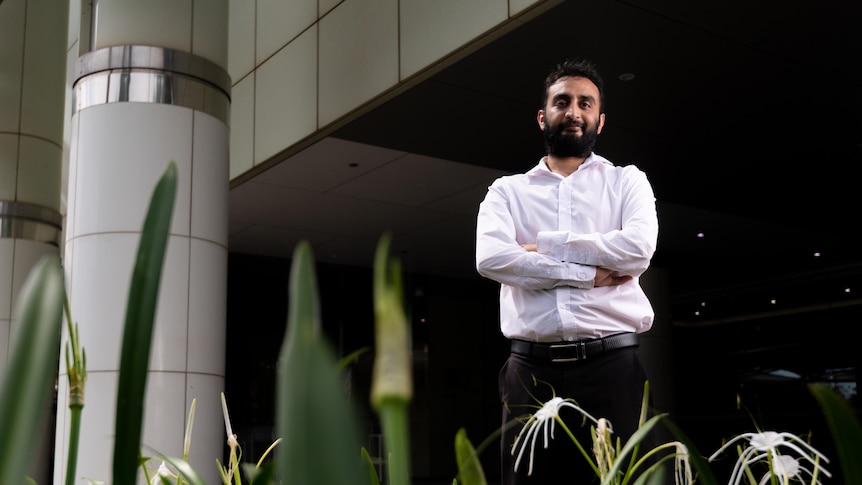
[113,161,178,484]
[600,414,669,485]
[809,383,862,484]
[661,417,720,485]
[246,461,276,485]
[256,437,282,468]
[632,464,666,485]
[361,447,382,485]
[160,455,208,485]
[0,254,65,485]
[454,428,487,485]
[276,241,368,485]
[340,346,370,370]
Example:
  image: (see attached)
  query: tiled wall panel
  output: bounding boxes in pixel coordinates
[318,0,399,126]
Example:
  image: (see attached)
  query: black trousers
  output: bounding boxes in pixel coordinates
[498,346,655,485]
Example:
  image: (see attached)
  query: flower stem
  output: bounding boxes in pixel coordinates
[64,404,82,485]
[371,234,413,485]
[63,294,86,485]
[557,418,600,476]
[378,397,411,485]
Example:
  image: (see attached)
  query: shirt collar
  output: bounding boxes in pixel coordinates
[530,152,612,176]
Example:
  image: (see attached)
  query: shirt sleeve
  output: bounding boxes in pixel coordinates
[535,167,658,277]
[475,181,597,290]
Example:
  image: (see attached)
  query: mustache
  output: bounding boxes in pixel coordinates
[563,120,585,130]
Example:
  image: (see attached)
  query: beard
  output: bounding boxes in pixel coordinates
[543,120,598,158]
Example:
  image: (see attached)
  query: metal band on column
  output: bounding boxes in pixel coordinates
[0,201,62,245]
[73,45,231,124]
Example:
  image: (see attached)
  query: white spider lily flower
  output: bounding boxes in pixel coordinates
[709,431,831,485]
[511,396,599,476]
[593,418,614,479]
[673,441,693,485]
[758,454,824,485]
[149,461,176,485]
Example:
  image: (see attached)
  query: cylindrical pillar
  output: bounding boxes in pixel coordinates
[0,0,69,482]
[54,4,229,483]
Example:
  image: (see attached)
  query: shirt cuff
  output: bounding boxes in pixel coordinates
[536,231,568,261]
[567,263,596,289]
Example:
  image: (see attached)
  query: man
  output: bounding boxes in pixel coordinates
[475,58,659,484]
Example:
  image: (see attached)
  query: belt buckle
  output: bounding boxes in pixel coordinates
[549,342,586,362]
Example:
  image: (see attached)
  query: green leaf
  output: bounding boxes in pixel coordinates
[340,346,370,370]
[276,241,368,485]
[454,428,487,485]
[256,437,281,468]
[0,254,65,485]
[361,447,382,485]
[600,413,669,485]
[160,455,208,485]
[632,464,666,485]
[809,383,862,484]
[112,161,178,484]
[246,461,276,485]
[661,417,720,485]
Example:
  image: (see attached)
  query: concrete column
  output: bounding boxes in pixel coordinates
[54,3,229,484]
[0,0,68,482]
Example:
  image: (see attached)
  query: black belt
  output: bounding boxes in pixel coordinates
[510,332,639,362]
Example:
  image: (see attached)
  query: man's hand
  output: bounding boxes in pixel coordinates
[594,267,632,287]
[520,243,537,252]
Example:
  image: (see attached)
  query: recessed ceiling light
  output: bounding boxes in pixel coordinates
[619,73,636,81]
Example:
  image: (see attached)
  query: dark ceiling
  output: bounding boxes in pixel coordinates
[329,0,862,328]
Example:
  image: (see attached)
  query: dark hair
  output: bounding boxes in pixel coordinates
[542,59,606,114]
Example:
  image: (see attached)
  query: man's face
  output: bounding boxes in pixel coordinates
[538,76,605,158]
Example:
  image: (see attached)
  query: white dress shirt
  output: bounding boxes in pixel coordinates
[475,153,658,342]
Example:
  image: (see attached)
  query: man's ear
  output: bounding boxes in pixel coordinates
[597,112,606,134]
[537,109,546,130]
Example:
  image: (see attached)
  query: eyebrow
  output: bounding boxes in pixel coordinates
[576,94,596,105]
[550,93,596,105]
[551,93,572,103]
